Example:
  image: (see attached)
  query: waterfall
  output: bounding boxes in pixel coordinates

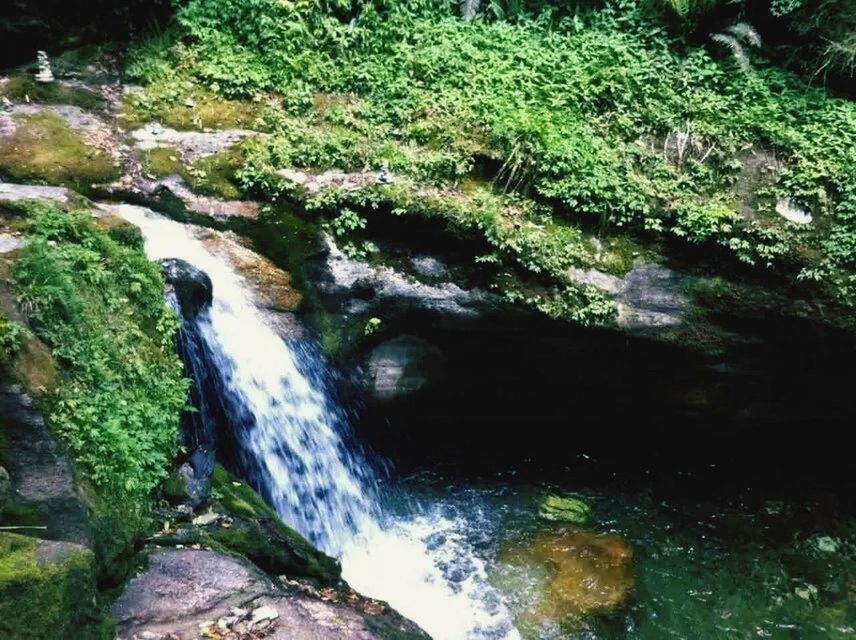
[109,204,519,640]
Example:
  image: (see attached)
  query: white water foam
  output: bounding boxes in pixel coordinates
[109,203,519,640]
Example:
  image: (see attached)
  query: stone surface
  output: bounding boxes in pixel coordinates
[0,385,90,545]
[324,235,495,317]
[113,549,427,640]
[160,258,213,319]
[143,174,260,220]
[365,335,444,400]
[568,262,688,330]
[0,182,69,204]
[131,124,256,162]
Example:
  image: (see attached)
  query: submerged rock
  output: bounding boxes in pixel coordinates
[501,528,634,622]
[538,495,591,525]
[160,258,213,319]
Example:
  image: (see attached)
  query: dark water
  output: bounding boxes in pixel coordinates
[381,456,856,639]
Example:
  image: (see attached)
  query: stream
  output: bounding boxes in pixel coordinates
[113,203,856,640]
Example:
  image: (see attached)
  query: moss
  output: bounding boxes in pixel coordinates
[0,533,106,639]
[0,114,120,192]
[143,144,245,200]
[205,464,341,585]
[120,90,264,131]
[0,75,104,110]
[0,503,48,529]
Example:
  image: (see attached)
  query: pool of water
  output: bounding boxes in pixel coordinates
[370,458,856,639]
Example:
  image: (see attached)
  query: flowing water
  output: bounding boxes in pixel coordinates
[111,204,519,640]
[112,203,855,640]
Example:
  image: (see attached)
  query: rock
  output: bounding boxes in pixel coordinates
[0,386,90,545]
[191,511,221,526]
[0,533,98,639]
[131,124,256,162]
[0,466,10,510]
[0,182,69,204]
[538,494,591,525]
[160,258,213,319]
[0,232,22,254]
[113,549,428,640]
[142,174,260,220]
[567,262,688,330]
[365,335,444,400]
[776,198,812,224]
[34,51,54,84]
[501,528,634,622]
[162,460,210,509]
[324,235,495,317]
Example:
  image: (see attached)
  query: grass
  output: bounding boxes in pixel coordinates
[0,113,120,192]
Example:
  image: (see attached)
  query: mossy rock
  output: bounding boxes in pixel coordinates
[0,533,110,639]
[142,144,246,200]
[120,90,263,132]
[0,75,104,110]
[0,113,120,192]
[538,494,592,524]
[198,465,341,585]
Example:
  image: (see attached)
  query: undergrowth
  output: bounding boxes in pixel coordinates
[11,202,188,503]
[125,0,856,322]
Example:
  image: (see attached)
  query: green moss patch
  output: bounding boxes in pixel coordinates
[120,89,264,132]
[207,464,341,584]
[142,143,246,200]
[0,75,104,110]
[0,533,106,639]
[0,113,120,192]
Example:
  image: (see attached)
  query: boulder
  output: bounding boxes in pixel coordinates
[113,549,427,640]
[0,533,99,640]
[160,258,212,319]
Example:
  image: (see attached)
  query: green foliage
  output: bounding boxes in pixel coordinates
[0,318,29,364]
[129,0,856,322]
[12,203,188,503]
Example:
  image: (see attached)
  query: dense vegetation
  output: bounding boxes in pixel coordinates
[126,0,856,324]
[11,202,188,502]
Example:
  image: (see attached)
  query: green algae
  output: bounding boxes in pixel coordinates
[143,144,246,200]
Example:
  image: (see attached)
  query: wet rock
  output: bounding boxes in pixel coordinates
[160,258,213,319]
[113,549,427,640]
[0,231,23,253]
[278,167,380,196]
[162,461,210,510]
[0,182,69,204]
[141,174,259,221]
[501,528,634,621]
[0,466,10,510]
[365,335,444,400]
